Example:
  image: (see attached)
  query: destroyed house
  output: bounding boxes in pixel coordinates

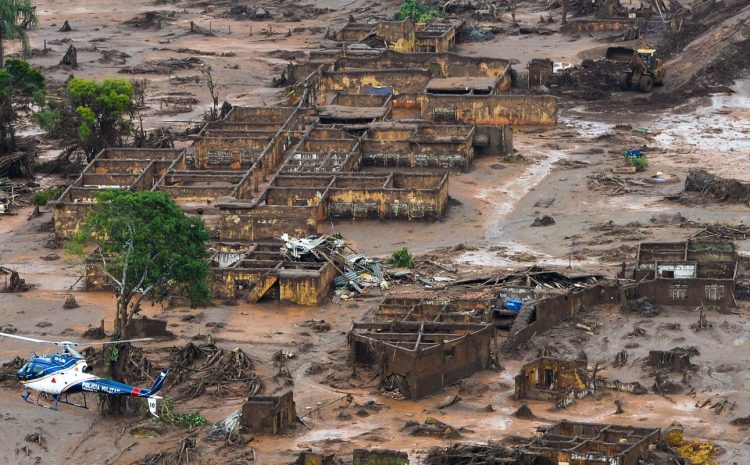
[504,272,624,348]
[209,242,336,306]
[218,172,449,241]
[374,292,497,324]
[634,240,737,306]
[325,18,459,53]
[349,321,494,399]
[518,421,660,465]
[51,148,184,238]
[241,391,296,435]
[514,357,589,402]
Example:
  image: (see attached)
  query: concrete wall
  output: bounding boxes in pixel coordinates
[320,69,432,103]
[241,391,296,435]
[636,278,736,307]
[361,126,475,170]
[54,202,93,239]
[422,94,557,126]
[376,21,416,51]
[336,51,509,79]
[193,137,271,170]
[278,265,337,305]
[219,204,319,241]
[326,173,448,220]
[225,106,296,123]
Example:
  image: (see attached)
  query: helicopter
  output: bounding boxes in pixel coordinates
[0,332,167,417]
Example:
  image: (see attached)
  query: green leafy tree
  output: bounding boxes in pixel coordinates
[395,0,441,22]
[0,58,44,155]
[67,190,210,413]
[66,78,134,160]
[0,0,38,67]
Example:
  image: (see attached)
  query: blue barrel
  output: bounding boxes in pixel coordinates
[505,299,523,312]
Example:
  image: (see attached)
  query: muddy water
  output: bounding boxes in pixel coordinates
[653,79,750,156]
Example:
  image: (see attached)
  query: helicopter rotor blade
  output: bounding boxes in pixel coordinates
[0,332,155,350]
[84,338,155,346]
[0,332,61,345]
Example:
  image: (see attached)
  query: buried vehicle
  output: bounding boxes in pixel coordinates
[606,46,667,92]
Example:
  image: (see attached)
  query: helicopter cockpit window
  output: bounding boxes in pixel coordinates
[26,363,45,376]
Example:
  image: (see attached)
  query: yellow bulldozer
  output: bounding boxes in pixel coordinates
[606,46,667,92]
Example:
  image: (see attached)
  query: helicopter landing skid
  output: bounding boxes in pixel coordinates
[22,390,89,411]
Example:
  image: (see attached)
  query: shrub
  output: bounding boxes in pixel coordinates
[625,154,649,171]
[388,247,414,268]
[156,399,207,428]
[33,188,61,206]
[395,0,441,22]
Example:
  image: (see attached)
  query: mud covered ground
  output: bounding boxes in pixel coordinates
[1,0,750,464]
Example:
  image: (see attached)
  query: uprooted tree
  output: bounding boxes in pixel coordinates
[67,190,210,414]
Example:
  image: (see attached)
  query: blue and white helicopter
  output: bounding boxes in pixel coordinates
[0,332,167,417]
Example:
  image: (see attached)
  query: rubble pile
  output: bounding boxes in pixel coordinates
[0,356,26,387]
[280,234,387,300]
[545,59,630,100]
[623,297,658,317]
[682,169,750,204]
[122,11,176,29]
[402,417,463,438]
[166,342,263,401]
[0,266,30,292]
[0,179,32,214]
[424,442,515,465]
[684,221,750,240]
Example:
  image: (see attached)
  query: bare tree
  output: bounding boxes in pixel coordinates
[201,67,219,121]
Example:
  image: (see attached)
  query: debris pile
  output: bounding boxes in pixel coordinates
[682,169,750,204]
[119,57,203,75]
[0,266,30,292]
[424,442,515,465]
[545,59,630,100]
[123,11,176,29]
[166,342,263,401]
[403,417,463,438]
[0,179,32,213]
[588,171,653,195]
[280,234,387,299]
[512,404,534,419]
[530,215,555,227]
[0,356,26,387]
[684,221,750,240]
[133,438,198,465]
[223,5,272,20]
[623,297,658,317]
[207,410,251,445]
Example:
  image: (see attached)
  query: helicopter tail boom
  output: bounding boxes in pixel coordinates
[143,370,168,396]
